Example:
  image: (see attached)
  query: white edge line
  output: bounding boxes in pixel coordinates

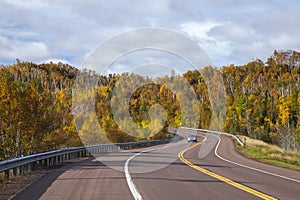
[124,140,185,200]
[212,134,300,183]
[125,152,143,200]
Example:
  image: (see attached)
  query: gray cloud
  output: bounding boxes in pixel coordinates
[0,0,299,68]
[0,34,50,62]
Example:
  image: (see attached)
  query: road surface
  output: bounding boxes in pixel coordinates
[13,128,300,200]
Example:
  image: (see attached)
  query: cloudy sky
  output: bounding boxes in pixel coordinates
[1,0,299,70]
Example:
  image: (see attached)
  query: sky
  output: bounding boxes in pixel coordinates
[1,0,300,71]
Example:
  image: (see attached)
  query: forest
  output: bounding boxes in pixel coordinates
[0,51,300,160]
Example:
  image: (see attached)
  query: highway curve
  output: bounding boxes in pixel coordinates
[13,128,300,200]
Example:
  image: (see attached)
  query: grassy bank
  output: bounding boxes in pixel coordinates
[236,136,300,170]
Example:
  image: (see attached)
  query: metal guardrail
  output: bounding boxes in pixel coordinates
[0,127,239,181]
[179,127,244,146]
[0,139,170,180]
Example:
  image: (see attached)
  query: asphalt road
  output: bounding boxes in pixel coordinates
[13,128,300,200]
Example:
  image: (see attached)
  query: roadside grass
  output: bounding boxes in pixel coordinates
[236,135,300,170]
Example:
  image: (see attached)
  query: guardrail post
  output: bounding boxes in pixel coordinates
[51,157,54,166]
[33,161,37,171]
[38,160,43,168]
[13,167,17,176]
[5,170,9,180]
[44,159,48,167]
[20,165,24,175]
[53,156,57,165]
[27,163,31,172]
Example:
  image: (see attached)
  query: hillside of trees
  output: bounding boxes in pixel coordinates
[222,57,300,151]
[0,61,81,159]
[1,51,300,160]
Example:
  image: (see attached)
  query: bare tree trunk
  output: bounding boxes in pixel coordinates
[0,123,7,158]
[246,110,252,137]
[16,128,21,157]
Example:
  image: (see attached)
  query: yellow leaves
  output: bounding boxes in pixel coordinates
[269,132,277,138]
[149,99,156,105]
[264,117,275,128]
[278,96,291,125]
[58,89,66,103]
[97,85,109,99]
[248,94,256,102]
[174,117,181,127]
[141,120,149,127]
[43,81,49,88]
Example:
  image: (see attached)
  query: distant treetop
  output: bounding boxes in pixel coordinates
[272,50,300,67]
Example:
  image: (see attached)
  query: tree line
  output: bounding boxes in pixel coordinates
[222,56,300,151]
[1,51,300,159]
[0,61,81,159]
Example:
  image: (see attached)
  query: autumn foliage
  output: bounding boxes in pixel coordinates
[0,61,81,159]
[1,51,300,160]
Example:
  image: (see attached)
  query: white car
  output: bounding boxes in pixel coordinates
[187,135,197,142]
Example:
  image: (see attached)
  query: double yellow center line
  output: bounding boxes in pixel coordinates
[178,135,277,200]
